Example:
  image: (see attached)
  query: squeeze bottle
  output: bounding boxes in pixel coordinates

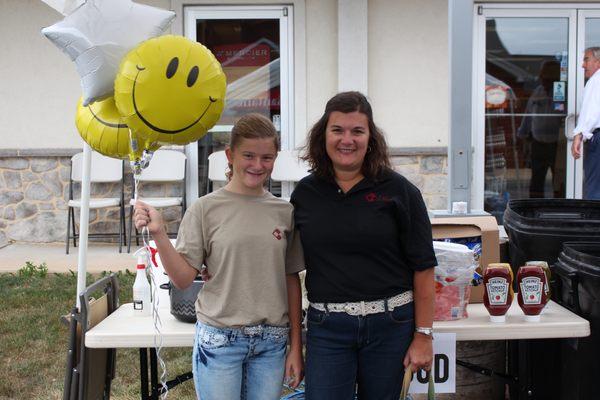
[132,254,151,316]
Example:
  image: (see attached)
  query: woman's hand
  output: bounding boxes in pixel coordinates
[403,333,433,371]
[409,268,435,371]
[284,346,304,389]
[134,200,164,235]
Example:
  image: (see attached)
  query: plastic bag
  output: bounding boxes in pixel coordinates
[433,241,477,321]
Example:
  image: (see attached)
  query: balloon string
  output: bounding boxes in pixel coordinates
[134,165,168,399]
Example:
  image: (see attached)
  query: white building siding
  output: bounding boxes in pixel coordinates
[369,0,448,148]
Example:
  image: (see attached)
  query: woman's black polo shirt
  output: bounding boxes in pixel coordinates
[291,170,437,303]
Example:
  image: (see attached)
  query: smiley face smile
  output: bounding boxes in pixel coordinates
[131,66,217,134]
[88,104,127,129]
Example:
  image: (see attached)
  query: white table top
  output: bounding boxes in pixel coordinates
[434,300,590,340]
[86,301,590,349]
[86,304,196,348]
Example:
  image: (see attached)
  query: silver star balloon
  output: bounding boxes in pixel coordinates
[40,0,85,15]
[42,0,175,105]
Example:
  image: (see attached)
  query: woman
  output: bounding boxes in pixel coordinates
[291,92,436,399]
[134,113,304,400]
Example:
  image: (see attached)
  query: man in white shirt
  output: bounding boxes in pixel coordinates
[572,47,600,200]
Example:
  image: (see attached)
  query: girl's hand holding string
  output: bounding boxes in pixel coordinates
[133,200,164,235]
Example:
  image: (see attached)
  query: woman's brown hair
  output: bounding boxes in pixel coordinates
[225,113,280,180]
[302,91,391,180]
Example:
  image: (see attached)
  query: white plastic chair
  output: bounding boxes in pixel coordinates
[128,150,187,252]
[271,150,311,200]
[66,152,125,254]
[207,150,228,193]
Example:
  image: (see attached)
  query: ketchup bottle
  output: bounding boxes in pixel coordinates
[483,263,514,323]
[517,265,549,322]
[525,261,551,301]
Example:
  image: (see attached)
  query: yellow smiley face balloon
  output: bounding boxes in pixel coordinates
[75,96,160,160]
[114,35,226,146]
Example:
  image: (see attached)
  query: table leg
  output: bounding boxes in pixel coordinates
[508,340,519,399]
[517,340,534,399]
[140,348,150,400]
[139,346,193,398]
[150,348,159,399]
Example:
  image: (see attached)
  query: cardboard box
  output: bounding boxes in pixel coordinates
[430,215,500,303]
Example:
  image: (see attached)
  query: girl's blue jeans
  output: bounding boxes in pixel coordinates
[192,321,289,400]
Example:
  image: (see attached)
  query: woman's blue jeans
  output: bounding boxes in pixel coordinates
[305,302,415,400]
[192,321,288,400]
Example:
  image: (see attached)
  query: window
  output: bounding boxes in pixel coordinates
[183,5,294,197]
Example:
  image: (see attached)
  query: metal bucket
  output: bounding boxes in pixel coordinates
[160,278,204,323]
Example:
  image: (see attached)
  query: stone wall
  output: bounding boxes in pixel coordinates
[0,151,184,248]
[0,149,448,247]
[0,156,70,247]
[390,148,448,210]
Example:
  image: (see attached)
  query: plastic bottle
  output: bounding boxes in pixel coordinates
[483,263,514,323]
[517,265,549,322]
[525,261,551,301]
[133,255,151,316]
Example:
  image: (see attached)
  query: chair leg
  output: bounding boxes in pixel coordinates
[118,206,123,253]
[127,205,134,253]
[66,207,71,255]
[122,204,127,251]
[71,207,77,248]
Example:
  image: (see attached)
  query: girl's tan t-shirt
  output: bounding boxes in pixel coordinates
[175,188,305,328]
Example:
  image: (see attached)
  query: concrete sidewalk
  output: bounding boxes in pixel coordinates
[0,242,136,273]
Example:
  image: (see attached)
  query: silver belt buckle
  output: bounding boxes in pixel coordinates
[344,303,353,314]
[242,325,263,336]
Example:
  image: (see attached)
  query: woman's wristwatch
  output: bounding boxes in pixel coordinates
[415,327,434,339]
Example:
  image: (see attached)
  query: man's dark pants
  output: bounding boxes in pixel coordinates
[584,132,600,200]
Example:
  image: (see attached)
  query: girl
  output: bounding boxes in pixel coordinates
[134,113,304,400]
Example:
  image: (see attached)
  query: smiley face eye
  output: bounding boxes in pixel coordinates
[166,57,179,79]
[187,66,199,87]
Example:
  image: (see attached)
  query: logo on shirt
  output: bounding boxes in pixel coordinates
[364,192,392,203]
[272,228,282,240]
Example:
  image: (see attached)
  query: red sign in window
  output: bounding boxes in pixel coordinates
[213,43,270,66]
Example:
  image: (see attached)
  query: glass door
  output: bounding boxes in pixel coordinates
[475,9,577,223]
[576,10,600,198]
[183,6,293,198]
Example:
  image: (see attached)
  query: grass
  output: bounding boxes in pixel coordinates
[0,264,197,400]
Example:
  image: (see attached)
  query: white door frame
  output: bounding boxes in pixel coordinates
[181,5,297,203]
[575,9,600,198]
[473,6,579,210]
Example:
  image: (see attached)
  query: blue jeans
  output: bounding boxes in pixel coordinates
[192,321,288,400]
[305,302,415,400]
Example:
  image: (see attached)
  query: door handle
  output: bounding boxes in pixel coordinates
[565,113,576,140]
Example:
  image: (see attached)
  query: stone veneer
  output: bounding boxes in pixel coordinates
[0,150,185,248]
[389,147,448,211]
[0,148,447,247]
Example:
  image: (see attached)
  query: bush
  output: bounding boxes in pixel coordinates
[17,261,48,279]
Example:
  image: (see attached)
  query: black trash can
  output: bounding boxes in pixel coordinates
[503,199,600,400]
[503,199,600,270]
[554,242,600,400]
